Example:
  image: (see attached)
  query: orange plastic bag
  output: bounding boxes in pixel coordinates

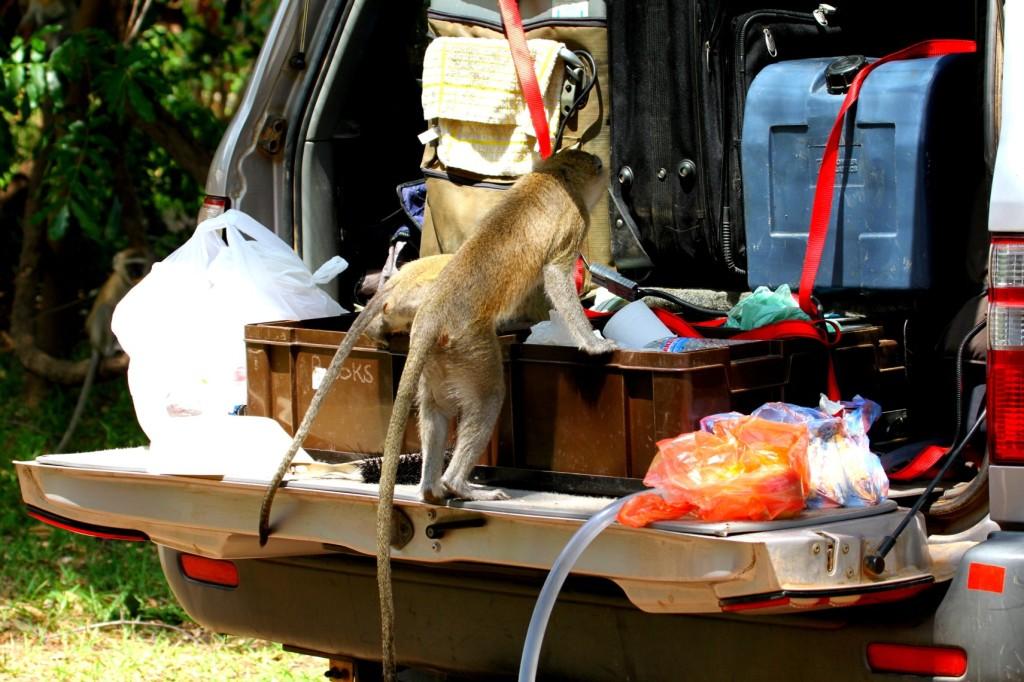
[617,416,810,527]
[618,493,695,528]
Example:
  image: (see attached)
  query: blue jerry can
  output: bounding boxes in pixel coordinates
[742,54,976,292]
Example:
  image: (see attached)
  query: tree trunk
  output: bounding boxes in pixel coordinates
[10,148,130,393]
[9,0,214,396]
[127,101,214,186]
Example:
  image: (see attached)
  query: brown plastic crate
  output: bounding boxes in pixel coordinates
[508,340,787,478]
[244,315,512,464]
[700,324,903,408]
[245,316,905,481]
[507,324,906,479]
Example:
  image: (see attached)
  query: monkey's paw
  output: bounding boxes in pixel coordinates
[581,338,617,355]
[419,481,447,506]
[444,480,511,502]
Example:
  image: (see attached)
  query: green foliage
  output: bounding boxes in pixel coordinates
[36,116,117,242]
[0,351,169,626]
[0,352,324,679]
[0,1,279,260]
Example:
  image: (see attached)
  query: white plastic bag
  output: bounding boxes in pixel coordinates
[111,210,348,442]
[524,309,606,347]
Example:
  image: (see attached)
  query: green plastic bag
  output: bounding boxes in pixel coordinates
[723,284,810,330]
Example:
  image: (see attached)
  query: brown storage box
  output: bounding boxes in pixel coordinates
[508,324,906,479]
[245,315,904,481]
[244,315,512,464]
[508,340,787,478]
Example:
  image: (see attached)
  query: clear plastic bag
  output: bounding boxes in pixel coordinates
[525,310,581,347]
[749,396,888,508]
[111,210,348,442]
[617,395,890,528]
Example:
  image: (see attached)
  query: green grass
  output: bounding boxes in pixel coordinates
[0,352,324,679]
[0,629,323,681]
[0,352,170,628]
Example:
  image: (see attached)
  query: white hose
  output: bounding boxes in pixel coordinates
[518,489,656,681]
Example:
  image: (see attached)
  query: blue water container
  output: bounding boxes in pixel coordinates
[742,54,975,292]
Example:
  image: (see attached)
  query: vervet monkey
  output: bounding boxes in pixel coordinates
[372,150,612,680]
[55,247,152,453]
[258,254,453,544]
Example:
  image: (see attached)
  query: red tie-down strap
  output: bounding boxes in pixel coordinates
[498,0,553,159]
[887,444,950,481]
[651,307,704,338]
[728,319,843,401]
[666,313,842,402]
[573,256,586,294]
[797,39,977,317]
[583,309,841,399]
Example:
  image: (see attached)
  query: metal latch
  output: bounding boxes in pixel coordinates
[763,27,778,58]
[559,48,586,119]
[257,116,287,156]
[813,4,837,27]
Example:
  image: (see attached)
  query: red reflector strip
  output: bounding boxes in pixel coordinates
[967,562,1006,594]
[203,195,228,208]
[852,583,932,606]
[25,506,148,542]
[179,553,239,588]
[720,578,935,613]
[866,643,967,677]
[721,596,791,613]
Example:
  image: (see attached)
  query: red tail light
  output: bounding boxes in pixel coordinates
[989,236,1024,463]
[179,553,239,588]
[866,643,967,677]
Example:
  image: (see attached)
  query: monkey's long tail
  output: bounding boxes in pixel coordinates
[54,350,101,454]
[258,295,386,546]
[376,329,434,682]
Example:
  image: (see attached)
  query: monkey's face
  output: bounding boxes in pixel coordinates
[112,248,154,284]
[123,258,151,282]
[542,150,607,211]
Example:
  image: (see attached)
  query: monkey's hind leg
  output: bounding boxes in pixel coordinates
[417,372,453,505]
[441,340,509,502]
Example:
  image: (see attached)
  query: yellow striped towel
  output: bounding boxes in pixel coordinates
[422,37,564,177]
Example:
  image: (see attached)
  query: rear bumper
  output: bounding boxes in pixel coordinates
[161,533,1024,680]
[158,545,949,681]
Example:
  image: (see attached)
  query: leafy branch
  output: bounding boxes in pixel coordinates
[1,0,278,389]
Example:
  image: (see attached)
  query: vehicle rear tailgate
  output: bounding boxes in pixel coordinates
[15,444,962,615]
